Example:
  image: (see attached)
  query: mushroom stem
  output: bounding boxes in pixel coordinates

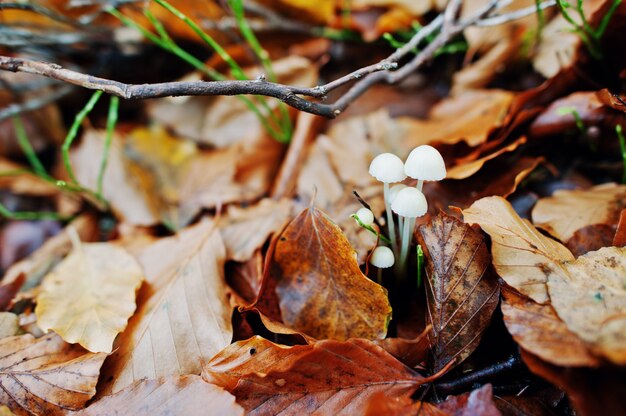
[398,216,411,275]
[377,268,383,285]
[416,180,424,192]
[383,182,398,254]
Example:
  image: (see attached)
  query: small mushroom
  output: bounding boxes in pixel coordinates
[404,145,446,192]
[354,207,374,226]
[369,153,406,254]
[391,187,427,274]
[370,245,395,284]
[388,184,407,235]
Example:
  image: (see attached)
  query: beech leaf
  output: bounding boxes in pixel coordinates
[101,219,233,394]
[418,213,500,371]
[532,183,626,242]
[267,206,392,340]
[0,333,106,415]
[501,289,599,367]
[77,376,243,416]
[547,246,626,365]
[462,196,574,304]
[35,243,144,353]
[203,336,427,415]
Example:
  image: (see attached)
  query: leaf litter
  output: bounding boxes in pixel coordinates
[0,1,626,415]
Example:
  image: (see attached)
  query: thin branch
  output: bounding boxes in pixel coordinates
[0,85,74,120]
[0,0,552,119]
[477,0,557,27]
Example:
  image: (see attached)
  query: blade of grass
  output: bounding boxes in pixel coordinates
[0,202,66,221]
[617,125,626,184]
[96,96,119,201]
[11,116,51,180]
[62,90,103,185]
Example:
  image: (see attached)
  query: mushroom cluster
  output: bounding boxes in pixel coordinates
[358,145,447,279]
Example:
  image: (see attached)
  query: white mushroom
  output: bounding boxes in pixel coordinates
[369,153,406,254]
[391,187,427,275]
[388,184,407,236]
[354,207,374,226]
[370,245,395,284]
[404,145,446,192]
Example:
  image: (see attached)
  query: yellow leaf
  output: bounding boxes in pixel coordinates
[0,333,106,415]
[547,246,626,365]
[463,196,574,304]
[35,243,144,353]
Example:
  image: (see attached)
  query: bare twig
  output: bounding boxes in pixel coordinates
[0,85,74,120]
[0,0,554,119]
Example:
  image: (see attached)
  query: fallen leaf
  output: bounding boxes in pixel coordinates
[203,336,428,415]
[437,384,500,416]
[264,206,392,340]
[77,375,243,416]
[462,196,574,304]
[220,198,292,262]
[35,242,144,353]
[402,90,514,147]
[565,224,616,257]
[501,289,599,367]
[531,183,626,242]
[1,215,98,289]
[375,325,431,368]
[418,213,500,371]
[522,350,626,416]
[0,333,106,415]
[0,274,24,311]
[446,136,527,180]
[547,246,626,364]
[0,312,20,339]
[0,158,58,196]
[101,218,233,394]
[614,209,626,246]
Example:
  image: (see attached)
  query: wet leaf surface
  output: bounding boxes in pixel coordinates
[418,213,500,372]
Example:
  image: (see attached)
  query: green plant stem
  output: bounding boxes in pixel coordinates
[351,214,391,244]
[0,202,65,221]
[62,90,103,184]
[97,96,119,201]
[416,244,424,289]
[617,125,626,184]
[11,116,51,179]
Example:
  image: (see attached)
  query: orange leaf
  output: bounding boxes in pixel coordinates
[418,213,500,371]
[264,206,392,340]
[0,333,106,415]
[203,336,427,415]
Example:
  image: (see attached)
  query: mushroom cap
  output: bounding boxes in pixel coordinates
[388,184,407,205]
[369,153,407,183]
[355,207,374,226]
[370,246,395,268]
[391,187,427,218]
[404,145,446,181]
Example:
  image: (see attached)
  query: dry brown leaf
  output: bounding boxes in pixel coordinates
[352,0,432,16]
[220,199,292,262]
[0,313,20,339]
[463,196,574,304]
[533,14,581,78]
[547,246,626,364]
[35,243,144,353]
[418,213,500,371]
[375,325,430,368]
[101,218,232,394]
[522,350,626,416]
[532,183,626,242]
[265,206,392,340]
[1,215,98,288]
[565,224,616,257]
[0,333,106,415]
[0,158,58,196]
[77,375,243,416]
[501,289,599,367]
[437,384,501,416]
[402,90,514,147]
[203,336,427,415]
[446,136,527,179]
[614,209,626,246]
